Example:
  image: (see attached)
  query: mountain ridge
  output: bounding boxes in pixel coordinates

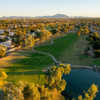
[0,14,69,19]
[36,14,69,18]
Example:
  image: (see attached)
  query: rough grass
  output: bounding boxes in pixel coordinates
[60,36,100,66]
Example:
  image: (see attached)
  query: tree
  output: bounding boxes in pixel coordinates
[22,83,40,100]
[0,45,7,57]
[40,29,52,42]
[77,31,81,36]
[25,34,35,48]
[87,32,100,57]
[64,64,71,75]
[47,64,71,92]
[4,82,24,100]
[0,72,8,88]
[78,84,98,100]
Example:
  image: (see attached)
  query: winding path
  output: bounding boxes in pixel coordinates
[32,34,100,72]
[32,39,60,65]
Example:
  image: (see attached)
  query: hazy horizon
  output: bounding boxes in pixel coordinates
[0,0,100,17]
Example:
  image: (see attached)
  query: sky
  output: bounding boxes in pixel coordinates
[0,0,100,17]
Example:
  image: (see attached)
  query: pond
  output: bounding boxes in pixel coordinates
[63,69,100,100]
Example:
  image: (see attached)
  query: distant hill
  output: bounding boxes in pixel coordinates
[0,14,96,20]
[36,14,69,18]
[0,14,69,19]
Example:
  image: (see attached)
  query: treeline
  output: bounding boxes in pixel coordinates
[1,18,100,57]
[77,21,100,57]
[0,21,75,58]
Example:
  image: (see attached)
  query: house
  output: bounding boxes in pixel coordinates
[0,35,6,40]
[0,40,12,48]
[0,30,4,35]
[9,32,14,36]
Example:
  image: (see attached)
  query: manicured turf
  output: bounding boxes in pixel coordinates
[7,72,46,84]
[1,51,53,84]
[3,33,78,72]
[1,33,78,83]
[2,33,100,83]
[35,33,78,60]
[9,52,53,71]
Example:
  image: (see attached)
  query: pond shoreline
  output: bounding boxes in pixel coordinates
[71,64,100,73]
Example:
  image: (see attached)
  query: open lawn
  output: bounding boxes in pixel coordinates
[1,33,100,83]
[7,71,46,84]
[60,36,100,66]
[0,50,52,84]
[35,33,78,61]
[0,33,78,83]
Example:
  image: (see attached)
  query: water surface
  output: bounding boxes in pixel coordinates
[63,69,100,100]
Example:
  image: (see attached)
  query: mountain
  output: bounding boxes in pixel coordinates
[52,14,69,18]
[36,14,69,18]
[0,14,69,19]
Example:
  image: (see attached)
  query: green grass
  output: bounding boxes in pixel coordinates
[93,59,100,66]
[2,51,52,84]
[35,33,78,60]
[60,36,100,66]
[4,33,78,72]
[1,33,78,83]
[8,53,53,71]
[2,33,100,83]
[6,72,46,85]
